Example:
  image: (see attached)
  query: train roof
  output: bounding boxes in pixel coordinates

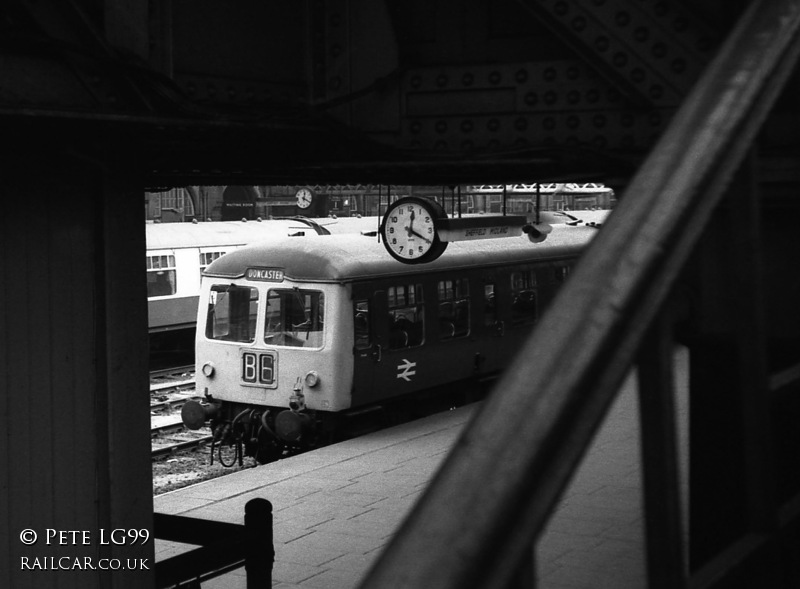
[144,212,608,252]
[203,223,599,283]
[145,216,383,250]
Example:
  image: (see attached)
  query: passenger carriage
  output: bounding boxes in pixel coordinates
[182,224,598,464]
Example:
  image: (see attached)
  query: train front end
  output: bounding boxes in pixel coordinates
[181,244,353,465]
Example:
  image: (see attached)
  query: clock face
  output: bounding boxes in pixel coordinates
[381,198,447,263]
[296,188,313,209]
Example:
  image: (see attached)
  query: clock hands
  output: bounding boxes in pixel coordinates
[408,227,432,243]
[403,208,432,243]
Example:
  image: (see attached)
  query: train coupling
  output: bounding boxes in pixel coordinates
[181,390,221,430]
[273,377,313,444]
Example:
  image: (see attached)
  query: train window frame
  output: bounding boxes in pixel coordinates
[510,269,538,325]
[199,250,228,276]
[205,284,259,343]
[264,288,325,349]
[437,278,470,340]
[146,253,177,298]
[387,284,424,350]
[354,300,371,350]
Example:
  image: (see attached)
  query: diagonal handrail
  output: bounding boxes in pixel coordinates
[358,1,800,588]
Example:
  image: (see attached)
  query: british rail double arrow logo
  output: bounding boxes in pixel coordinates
[396,359,416,382]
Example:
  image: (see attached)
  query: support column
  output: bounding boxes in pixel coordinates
[0,149,154,588]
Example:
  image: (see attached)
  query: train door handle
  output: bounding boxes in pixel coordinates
[371,344,382,363]
[495,320,505,336]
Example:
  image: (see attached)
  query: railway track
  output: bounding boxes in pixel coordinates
[151,427,213,458]
[150,365,209,457]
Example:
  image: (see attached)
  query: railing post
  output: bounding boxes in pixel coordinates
[638,310,688,588]
[244,498,274,588]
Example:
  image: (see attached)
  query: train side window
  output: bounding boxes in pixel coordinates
[510,270,538,324]
[146,254,176,297]
[199,251,226,276]
[264,289,325,348]
[354,300,371,349]
[387,284,424,349]
[437,279,470,339]
[205,285,259,343]
[484,283,497,326]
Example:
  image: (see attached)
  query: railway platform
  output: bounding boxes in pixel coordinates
[154,349,688,589]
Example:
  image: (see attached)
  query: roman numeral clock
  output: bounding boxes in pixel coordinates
[379,196,537,264]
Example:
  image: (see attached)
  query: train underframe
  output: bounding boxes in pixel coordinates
[182,378,491,467]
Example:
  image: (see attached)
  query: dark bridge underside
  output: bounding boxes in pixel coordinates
[3,0,799,188]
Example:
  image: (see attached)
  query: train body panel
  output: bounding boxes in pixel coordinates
[185,224,599,462]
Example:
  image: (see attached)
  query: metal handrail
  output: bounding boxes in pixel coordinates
[358,1,800,587]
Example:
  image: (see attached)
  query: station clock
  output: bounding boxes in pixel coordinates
[380,197,448,264]
[295,187,314,209]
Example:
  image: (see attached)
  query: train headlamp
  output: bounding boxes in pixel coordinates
[201,362,215,378]
[304,371,320,387]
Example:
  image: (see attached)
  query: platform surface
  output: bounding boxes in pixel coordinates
[154,349,688,588]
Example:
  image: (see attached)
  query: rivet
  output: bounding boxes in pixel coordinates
[435,120,448,134]
[462,72,474,86]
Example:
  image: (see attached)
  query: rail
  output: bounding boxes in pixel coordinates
[358,1,800,588]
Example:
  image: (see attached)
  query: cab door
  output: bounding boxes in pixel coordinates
[350,285,384,406]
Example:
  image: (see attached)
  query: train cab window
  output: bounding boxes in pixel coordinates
[387,284,424,349]
[199,251,226,276]
[437,279,470,339]
[510,270,538,324]
[484,283,497,326]
[205,285,259,343]
[354,300,371,349]
[264,289,325,348]
[146,254,176,297]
